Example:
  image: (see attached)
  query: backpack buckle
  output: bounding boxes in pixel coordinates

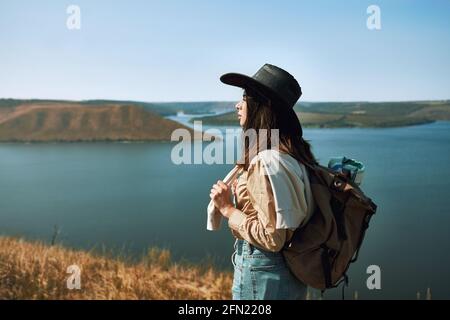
[331,176,346,192]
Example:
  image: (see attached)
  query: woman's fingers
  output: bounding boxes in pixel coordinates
[210,180,230,201]
[213,181,228,192]
[212,180,228,193]
[231,179,237,194]
[217,180,228,189]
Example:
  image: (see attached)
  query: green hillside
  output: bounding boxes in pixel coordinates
[191,100,450,128]
[0,99,234,116]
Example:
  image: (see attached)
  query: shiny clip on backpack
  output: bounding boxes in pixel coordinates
[282,162,377,298]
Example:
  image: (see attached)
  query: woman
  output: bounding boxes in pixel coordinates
[209,64,318,300]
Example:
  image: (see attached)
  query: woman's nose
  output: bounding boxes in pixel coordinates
[235,101,242,110]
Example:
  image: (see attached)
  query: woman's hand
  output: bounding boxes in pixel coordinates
[210,180,235,218]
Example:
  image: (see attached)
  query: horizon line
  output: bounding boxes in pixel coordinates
[1,97,449,104]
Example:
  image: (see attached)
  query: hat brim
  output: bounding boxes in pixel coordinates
[220,72,284,106]
[220,72,302,137]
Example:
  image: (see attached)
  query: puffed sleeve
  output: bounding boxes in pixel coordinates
[227,158,287,252]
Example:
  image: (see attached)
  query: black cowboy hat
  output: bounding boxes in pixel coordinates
[220,63,302,110]
[220,63,303,137]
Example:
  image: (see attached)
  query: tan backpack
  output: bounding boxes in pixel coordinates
[282,162,377,294]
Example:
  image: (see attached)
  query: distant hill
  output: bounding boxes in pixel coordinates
[2,99,449,142]
[0,101,205,142]
[0,99,235,116]
[191,100,450,128]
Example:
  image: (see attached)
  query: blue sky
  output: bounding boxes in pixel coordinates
[0,0,449,102]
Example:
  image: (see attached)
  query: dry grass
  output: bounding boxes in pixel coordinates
[0,237,232,300]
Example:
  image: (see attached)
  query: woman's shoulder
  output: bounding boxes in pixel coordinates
[249,148,282,166]
[250,149,298,168]
[248,148,307,179]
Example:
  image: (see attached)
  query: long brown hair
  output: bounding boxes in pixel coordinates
[236,89,318,171]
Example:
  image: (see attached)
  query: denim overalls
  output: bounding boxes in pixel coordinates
[231,238,307,300]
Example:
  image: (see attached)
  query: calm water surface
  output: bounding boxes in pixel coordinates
[1,121,449,299]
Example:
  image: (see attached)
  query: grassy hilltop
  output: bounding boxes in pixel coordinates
[0,100,209,142]
[0,237,232,300]
[0,99,234,116]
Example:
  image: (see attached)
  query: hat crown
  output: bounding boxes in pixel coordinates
[220,63,302,109]
[251,64,301,108]
[219,63,303,136]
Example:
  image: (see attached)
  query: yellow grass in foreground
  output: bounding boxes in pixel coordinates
[0,237,232,300]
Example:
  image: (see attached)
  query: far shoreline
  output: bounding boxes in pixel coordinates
[0,120,447,144]
[1,99,449,142]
